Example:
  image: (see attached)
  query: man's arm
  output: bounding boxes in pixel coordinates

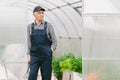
[27,24,31,55]
[48,23,57,52]
[27,24,31,64]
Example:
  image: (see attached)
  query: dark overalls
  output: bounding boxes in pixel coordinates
[28,22,52,80]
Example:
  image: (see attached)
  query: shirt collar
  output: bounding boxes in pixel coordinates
[34,20,44,25]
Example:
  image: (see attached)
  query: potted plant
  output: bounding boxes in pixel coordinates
[52,53,82,80]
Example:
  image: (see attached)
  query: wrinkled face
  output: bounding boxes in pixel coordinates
[33,10,44,21]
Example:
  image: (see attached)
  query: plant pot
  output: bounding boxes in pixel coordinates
[62,71,82,80]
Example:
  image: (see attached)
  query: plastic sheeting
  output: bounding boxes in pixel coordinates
[83,0,120,80]
[1,44,27,80]
[0,0,27,46]
[83,0,120,14]
[83,16,120,58]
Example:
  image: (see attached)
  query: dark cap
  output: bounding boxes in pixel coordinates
[33,6,45,13]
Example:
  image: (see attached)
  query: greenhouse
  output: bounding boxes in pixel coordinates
[0,0,120,80]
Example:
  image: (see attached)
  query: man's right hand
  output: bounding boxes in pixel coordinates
[27,54,30,64]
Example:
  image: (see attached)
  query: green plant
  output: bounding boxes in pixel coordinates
[52,53,82,80]
[72,57,82,73]
[60,57,82,73]
[52,57,62,80]
[59,57,74,72]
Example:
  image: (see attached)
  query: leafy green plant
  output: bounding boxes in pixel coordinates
[72,57,82,73]
[52,53,82,80]
[59,57,74,72]
[52,57,62,80]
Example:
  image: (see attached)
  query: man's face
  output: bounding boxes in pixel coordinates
[33,10,44,21]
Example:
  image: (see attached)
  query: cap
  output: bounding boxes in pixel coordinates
[33,6,45,13]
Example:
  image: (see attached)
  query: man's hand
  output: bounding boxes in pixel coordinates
[51,47,54,53]
[27,54,30,64]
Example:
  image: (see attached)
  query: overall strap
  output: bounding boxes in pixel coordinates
[30,23,34,34]
[31,23,34,30]
[44,21,47,30]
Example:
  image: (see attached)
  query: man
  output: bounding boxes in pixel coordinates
[27,6,57,80]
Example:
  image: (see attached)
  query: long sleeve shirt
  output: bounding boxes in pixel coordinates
[27,20,57,54]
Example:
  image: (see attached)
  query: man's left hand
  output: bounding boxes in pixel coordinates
[51,47,54,53]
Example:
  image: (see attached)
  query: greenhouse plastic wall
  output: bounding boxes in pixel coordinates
[82,0,120,80]
[0,0,28,79]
